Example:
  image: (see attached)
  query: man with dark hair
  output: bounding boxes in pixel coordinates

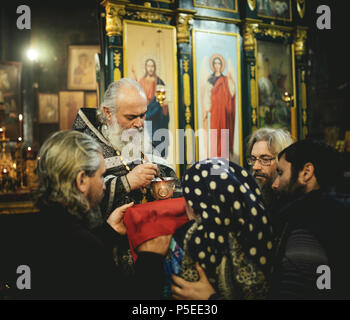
[270,140,350,299]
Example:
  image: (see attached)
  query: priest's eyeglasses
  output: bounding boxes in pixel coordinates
[247,156,276,166]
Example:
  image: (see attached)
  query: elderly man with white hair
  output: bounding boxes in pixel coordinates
[73,78,180,275]
[73,79,179,216]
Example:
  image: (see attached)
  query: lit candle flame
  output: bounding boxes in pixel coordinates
[28,147,32,151]
[19,114,23,121]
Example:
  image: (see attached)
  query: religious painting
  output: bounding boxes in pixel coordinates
[256,40,294,132]
[345,131,350,153]
[257,0,292,21]
[67,45,100,90]
[193,29,242,165]
[38,93,58,123]
[0,61,22,140]
[323,126,339,149]
[123,20,178,172]
[194,0,237,12]
[85,92,97,108]
[59,91,84,130]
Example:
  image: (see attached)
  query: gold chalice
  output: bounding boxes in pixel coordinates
[150,177,176,200]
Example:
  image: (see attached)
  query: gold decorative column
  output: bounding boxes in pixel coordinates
[297,0,306,19]
[243,23,259,52]
[294,27,307,57]
[176,13,194,44]
[243,23,259,132]
[113,51,121,81]
[175,10,195,170]
[101,1,126,86]
[300,70,308,138]
[294,27,308,139]
[182,59,194,165]
[247,0,256,11]
[104,2,126,37]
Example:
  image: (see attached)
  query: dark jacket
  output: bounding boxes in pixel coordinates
[16,202,165,300]
[270,190,350,299]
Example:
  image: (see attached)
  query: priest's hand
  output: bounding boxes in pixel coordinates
[136,234,172,256]
[171,263,216,300]
[126,163,158,190]
[107,202,134,235]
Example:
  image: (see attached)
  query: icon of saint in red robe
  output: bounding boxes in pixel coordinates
[200,54,236,160]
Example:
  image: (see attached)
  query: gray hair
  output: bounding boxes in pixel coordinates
[37,130,103,220]
[97,78,146,124]
[247,127,294,157]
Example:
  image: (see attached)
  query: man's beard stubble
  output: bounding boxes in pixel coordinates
[273,170,307,208]
[257,175,276,210]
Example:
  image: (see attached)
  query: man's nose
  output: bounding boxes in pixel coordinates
[272,176,279,190]
[252,160,262,171]
[133,117,144,128]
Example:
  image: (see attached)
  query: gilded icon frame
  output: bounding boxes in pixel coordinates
[67,45,100,91]
[192,29,243,166]
[59,91,84,130]
[193,0,238,13]
[0,61,22,140]
[38,93,59,123]
[256,0,292,22]
[123,20,179,175]
[255,39,297,136]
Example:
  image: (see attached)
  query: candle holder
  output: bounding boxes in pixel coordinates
[282,91,294,108]
[155,85,166,106]
[19,114,23,140]
[0,128,25,193]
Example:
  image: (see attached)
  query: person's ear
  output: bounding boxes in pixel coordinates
[76,170,89,196]
[103,107,112,122]
[300,162,315,184]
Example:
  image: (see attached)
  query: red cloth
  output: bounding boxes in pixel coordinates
[124,197,188,262]
[210,76,236,158]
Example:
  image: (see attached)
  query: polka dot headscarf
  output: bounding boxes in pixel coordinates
[182,158,274,278]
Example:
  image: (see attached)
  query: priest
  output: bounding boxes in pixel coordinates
[72,78,180,274]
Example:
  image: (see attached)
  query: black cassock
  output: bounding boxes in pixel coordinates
[73,108,181,276]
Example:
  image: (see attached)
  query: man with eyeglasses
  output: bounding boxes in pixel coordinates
[246,128,293,228]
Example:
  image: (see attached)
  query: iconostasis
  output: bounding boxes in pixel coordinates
[99,0,308,177]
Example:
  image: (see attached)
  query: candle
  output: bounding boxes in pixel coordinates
[19,114,23,139]
[27,147,34,159]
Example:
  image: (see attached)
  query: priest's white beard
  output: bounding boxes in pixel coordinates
[104,118,152,162]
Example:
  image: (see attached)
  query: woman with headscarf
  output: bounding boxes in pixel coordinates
[164,159,274,299]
